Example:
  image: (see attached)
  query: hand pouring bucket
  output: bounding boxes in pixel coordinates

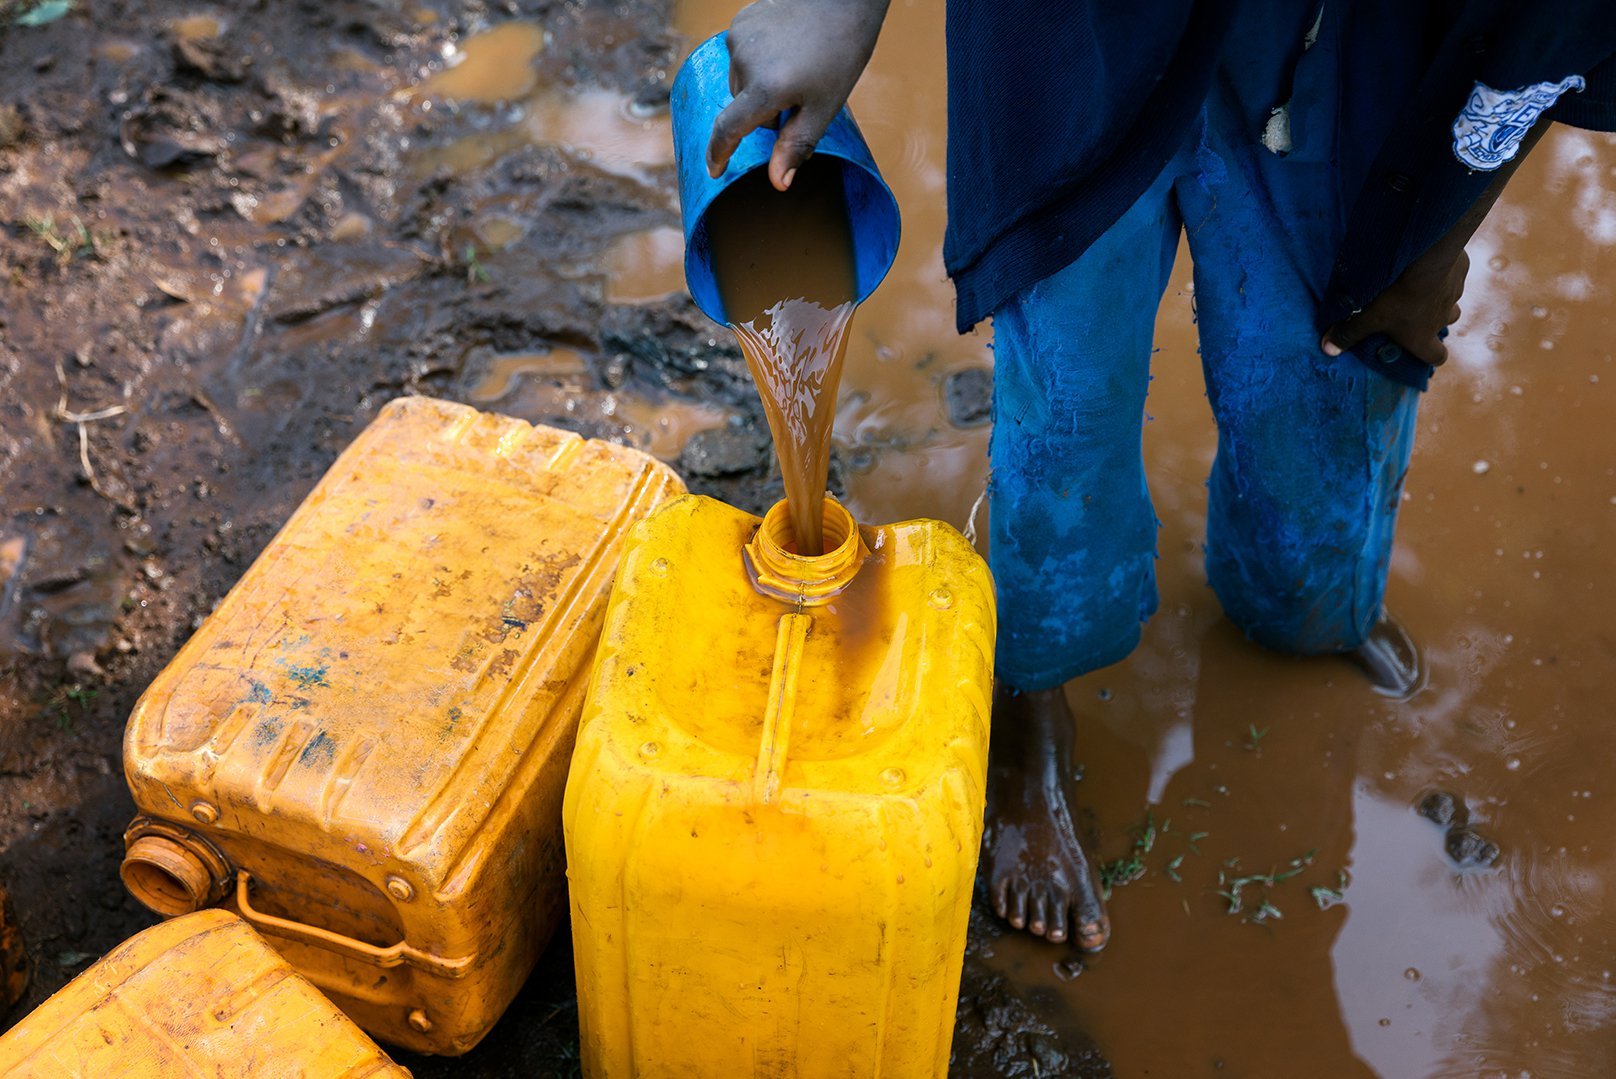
[671,32,901,325]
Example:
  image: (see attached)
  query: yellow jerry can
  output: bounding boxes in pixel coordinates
[0,909,409,1077]
[564,495,995,1078]
[119,396,683,1054]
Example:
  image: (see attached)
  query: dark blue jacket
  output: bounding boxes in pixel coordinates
[944,0,1616,340]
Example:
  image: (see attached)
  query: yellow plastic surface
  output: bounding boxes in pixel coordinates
[564,494,996,1078]
[0,910,409,1077]
[121,396,683,1054]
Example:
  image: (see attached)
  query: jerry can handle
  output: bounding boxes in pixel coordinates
[233,871,473,979]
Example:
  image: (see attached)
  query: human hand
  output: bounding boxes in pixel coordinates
[1321,248,1470,367]
[706,0,890,191]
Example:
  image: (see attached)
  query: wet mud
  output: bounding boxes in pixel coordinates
[3,0,1615,1076]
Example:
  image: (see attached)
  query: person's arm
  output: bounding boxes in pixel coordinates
[1320,123,1550,367]
[706,0,891,191]
[1325,121,1551,366]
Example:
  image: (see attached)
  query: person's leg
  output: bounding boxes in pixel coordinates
[1175,54,1422,676]
[986,164,1180,948]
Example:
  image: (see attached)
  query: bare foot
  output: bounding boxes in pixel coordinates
[1347,613,1424,699]
[984,684,1109,950]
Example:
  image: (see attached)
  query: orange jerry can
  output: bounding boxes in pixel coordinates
[564,495,995,1077]
[119,396,683,1054]
[0,909,408,1077]
[0,883,28,1018]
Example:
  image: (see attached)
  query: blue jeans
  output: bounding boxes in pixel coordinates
[988,40,1421,692]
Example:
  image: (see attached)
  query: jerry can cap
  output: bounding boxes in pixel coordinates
[744,498,865,604]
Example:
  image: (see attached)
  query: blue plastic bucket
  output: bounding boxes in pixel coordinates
[670,32,901,325]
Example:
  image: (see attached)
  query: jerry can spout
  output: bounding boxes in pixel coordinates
[121,820,231,917]
[744,497,866,604]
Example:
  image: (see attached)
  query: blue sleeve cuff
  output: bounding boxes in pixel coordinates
[1349,332,1437,392]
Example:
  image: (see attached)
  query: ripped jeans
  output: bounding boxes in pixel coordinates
[988,80,1421,693]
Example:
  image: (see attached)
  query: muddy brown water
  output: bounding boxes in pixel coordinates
[707,157,860,555]
[673,2,1616,1075]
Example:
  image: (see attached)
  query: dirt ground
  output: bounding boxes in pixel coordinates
[0,0,1103,1073]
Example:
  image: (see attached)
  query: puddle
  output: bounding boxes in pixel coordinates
[417,21,545,104]
[602,225,685,304]
[465,347,731,460]
[169,14,222,41]
[96,40,141,63]
[666,0,1616,1073]
[413,24,673,185]
[418,84,674,184]
[467,349,593,401]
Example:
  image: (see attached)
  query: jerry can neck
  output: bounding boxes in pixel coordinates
[744,498,865,605]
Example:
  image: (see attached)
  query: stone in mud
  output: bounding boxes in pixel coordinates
[945,366,993,428]
[119,88,226,169]
[631,77,672,113]
[951,907,1114,1078]
[266,243,426,322]
[250,74,324,141]
[65,651,103,680]
[1416,789,1468,828]
[1445,826,1501,869]
[171,35,247,84]
[600,300,751,390]
[679,425,767,478]
[27,566,88,596]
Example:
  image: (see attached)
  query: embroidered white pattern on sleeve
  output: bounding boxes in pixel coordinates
[1452,76,1585,171]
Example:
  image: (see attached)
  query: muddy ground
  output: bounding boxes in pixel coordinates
[0,0,1103,1073]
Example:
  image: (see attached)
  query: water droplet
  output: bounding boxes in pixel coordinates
[1378,1017,1391,1028]
[880,766,906,787]
[1472,460,1492,475]
[1488,254,1509,271]
[649,557,669,576]
[1404,967,1421,981]
[929,587,953,609]
[1551,904,1567,918]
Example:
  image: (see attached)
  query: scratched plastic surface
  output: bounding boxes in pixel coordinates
[564,494,995,1077]
[0,910,409,1077]
[120,396,683,1054]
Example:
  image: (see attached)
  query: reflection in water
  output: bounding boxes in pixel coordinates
[664,0,1616,1073]
[1332,787,1505,1077]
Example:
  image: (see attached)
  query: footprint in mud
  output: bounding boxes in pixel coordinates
[1416,789,1501,869]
